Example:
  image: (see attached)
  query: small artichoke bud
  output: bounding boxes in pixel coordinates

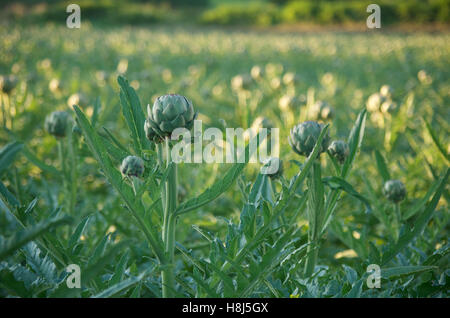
[146,94,197,138]
[366,93,386,113]
[310,100,334,121]
[289,121,330,157]
[380,100,397,114]
[383,179,406,203]
[231,74,252,91]
[67,93,89,108]
[49,78,62,93]
[282,72,298,86]
[0,75,18,94]
[380,85,393,98]
[251,116,274,131]
[144,118,164,143]
[270,77,281,90]
[328,140,349,164]
[262,157,283,179]
[278,95,296,111]
[120,156,145,178]
[250,65,264,80]
[44,111,71,138]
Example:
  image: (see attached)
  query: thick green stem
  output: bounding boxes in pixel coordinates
[304,161,323,277]
[68,131,78,215]
[161,137,177,298]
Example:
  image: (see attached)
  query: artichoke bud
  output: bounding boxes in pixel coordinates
[380,100,397,114]
[0,75,18,94]
[231,74,252,91]
[44,111,71,138]
[120,155,145,178]
[146,94,197,138]
[310,100,334,121]
[67,93,89,108]
[380,85,393,98]
[262,157,283,179]
[282,72,298,86]
[383,179,406,203]
[278,95,296,111]
[328,140,349,164]
[144,118,164,143]
[250,66,264,80]
[366,93,386,113]
[289,121,330,157]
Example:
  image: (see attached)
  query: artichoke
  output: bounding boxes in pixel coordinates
[278,95,296,111]
[262,157,283,179]
[366,93,386,113]
[251,116,274,131]
[250,65,264,80]
[44,111,71,138]
[380,85,393,98]
[146,94,197,138]
[328,140,350,164]
[310,100,334,121]
[0,75,18,94]
[289,121,330,157]
[144,118,164,143]
[231,74,252,91]
[282,72,298,86]
[120,156,145,178]
[383,180,406,203]
[380,100,397,114]
[67,93,89,108]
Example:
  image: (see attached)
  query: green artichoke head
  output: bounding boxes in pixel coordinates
[146,94,197,138]
[120,155,145,178]
[44,111,71,138]
[0,75,18,94]
[289,121,330,157]
[262,157,283,179]
[328,140,350,164]
[144,118,164,143]
[311,100,334,121]
[366,93,386,113]
[380,85,393,98]
[383,179,406,203]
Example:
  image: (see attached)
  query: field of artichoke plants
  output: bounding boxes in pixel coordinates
[0,22,449,298]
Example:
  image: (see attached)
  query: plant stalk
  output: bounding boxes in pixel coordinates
[304,161,323,277]
[161,137,177,298]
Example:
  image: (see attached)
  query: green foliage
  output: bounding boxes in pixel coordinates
[0,21,448,298]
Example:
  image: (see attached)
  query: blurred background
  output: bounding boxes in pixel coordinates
[1,0,449,28]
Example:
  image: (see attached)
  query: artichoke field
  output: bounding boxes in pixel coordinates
[0,24,448,298]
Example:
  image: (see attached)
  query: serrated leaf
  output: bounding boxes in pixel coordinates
[0,216,71,261]
[118,75,149,154]
[374,150,390,183]
[381,266,437,279]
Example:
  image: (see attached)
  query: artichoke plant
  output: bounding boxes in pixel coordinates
[231,74,252,91]
[263,157,283,179]
[383,179,406,203]
[145,94,197,139]
[0,75,18,94]
[328,140,350,164]
[380,84,393,98]
[67,93,89,108]
[44,111,71,138]
[366,93,386,113]
[310,100,334,121]
[120,155,145,178]
[289,121,330,157]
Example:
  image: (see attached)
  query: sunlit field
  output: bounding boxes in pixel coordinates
[0,21,449,298]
